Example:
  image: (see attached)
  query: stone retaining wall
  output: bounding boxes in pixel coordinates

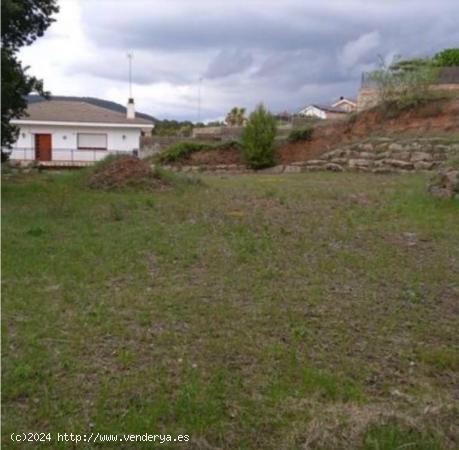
[161,138,459,175]
[302,138,459,173]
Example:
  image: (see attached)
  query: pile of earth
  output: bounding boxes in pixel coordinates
[87,156,169,191]
[184,147,241,166]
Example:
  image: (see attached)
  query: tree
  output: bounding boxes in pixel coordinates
[225,107,246,126]
[432,48,459,67]
[241,104,277,169]
[1,0,59,155]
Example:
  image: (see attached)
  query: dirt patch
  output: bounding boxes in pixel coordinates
[87,156,169,191]
[274,131,344,165]
[185,148,241,166]
[351,97,459,136]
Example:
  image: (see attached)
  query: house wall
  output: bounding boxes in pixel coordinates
[299,107,327,119]
[324,111,347,120]
[332,101,356,112]
[10,124,142,162]
[337,102,356,112]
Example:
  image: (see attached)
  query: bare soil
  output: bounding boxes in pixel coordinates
[186,148,241,166]
[87,156,168,190]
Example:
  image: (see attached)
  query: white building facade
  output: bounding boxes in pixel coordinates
[8,98,154,166]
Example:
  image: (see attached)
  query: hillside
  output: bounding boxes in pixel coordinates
[171,97,459,167]
[278,96,459,164]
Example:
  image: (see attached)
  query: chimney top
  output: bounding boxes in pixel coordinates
[127,98,135,119]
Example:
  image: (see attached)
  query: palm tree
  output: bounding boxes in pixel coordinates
[225,107,246,126]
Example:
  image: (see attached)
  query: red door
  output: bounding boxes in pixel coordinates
[35,134,52,161]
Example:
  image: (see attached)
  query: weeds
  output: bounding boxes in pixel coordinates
[155,140,242,164]
[288,125,314,142]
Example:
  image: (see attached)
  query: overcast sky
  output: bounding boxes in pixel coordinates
[19,0,459,122]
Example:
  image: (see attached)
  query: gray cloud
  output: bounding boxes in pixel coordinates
[34,0,459,120]
[205,49,253,79]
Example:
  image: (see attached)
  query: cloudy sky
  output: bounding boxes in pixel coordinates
[19,0,459,122]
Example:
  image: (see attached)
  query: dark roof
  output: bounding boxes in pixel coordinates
[332,97,357,105]
[24,95,157,124]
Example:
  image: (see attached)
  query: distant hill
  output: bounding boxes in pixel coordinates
[27,95,158,123]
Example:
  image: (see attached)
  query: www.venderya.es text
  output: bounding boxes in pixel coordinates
[10,432,190,444]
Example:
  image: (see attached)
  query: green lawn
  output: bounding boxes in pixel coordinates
[2,171,458,449]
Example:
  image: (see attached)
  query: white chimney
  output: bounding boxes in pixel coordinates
[127,97,135,119]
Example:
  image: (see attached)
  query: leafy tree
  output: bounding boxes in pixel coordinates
[241,104,276,169]
[432,48,459,67]
[225,107,246,127]
[206,120,225,127]
[1,0,59,155]
[153,120,194,136]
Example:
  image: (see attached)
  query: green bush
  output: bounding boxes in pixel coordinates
[156,142,209,164]
[218,140,243,151]
[288,126,313,142]
[241,104,277,169]
[156,140,243,164]
[432,48,459,67]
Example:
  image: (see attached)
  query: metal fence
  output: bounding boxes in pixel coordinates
[361,66,459,89]
[6,148,136,165]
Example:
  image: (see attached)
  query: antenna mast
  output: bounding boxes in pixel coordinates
[198,77,202,123]
[127,52,133,98]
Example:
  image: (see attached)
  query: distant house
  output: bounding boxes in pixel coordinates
[298,96,357,120]
[8,96,155,166]
[297,104,347,120]
[331,97,357,112]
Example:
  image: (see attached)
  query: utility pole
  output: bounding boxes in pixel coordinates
[127,52,133,98]
[197,77,203,123]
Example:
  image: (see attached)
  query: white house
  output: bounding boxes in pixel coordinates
[8,97,154,166]
[298,96,357,120]
[297,104,347,120]
[331,97,357,112]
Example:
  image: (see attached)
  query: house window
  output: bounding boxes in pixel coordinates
[77,133,107,150]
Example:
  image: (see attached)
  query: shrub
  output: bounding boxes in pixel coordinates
[432,48,459,67]
[155,140,243,164]
[218,140,243,151]
[241,104,277,169]
[369,57,439,111]
[288,126,313,142]
[155,142,209,164]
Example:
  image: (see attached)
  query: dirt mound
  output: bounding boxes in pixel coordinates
[87,156,168,190]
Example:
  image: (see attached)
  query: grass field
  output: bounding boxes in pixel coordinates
[2,170,458,449]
